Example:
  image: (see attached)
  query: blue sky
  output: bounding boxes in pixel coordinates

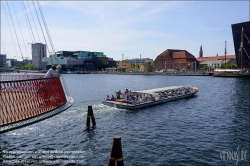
[1,1,249,61]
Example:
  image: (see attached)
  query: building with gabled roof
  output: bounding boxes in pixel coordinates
[197,55,236,68]
[154,49,198,71]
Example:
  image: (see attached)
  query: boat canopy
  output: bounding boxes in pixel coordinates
[214,69,241,72]
[135,86,189,94]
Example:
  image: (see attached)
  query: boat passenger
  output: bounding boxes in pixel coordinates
[148,94,153,102]
[56,65,61,76]
[44,66,57,78]
[135,98,140,104]
[152,95,156,101]
[159,92,163,99]
[117,90,122,99]
[127,95,133,104]
[144,94,149,102]
[124,89,129,94]
[139,96,145,103]
[106,95,111,101]
[111,95,116,101]
[127,95,132,101]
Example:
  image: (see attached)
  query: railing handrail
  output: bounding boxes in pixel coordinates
[0,76,60,84]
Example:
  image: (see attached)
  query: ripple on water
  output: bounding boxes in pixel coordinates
[1,75,249,166]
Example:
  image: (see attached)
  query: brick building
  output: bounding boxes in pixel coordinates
[154,49,198,71]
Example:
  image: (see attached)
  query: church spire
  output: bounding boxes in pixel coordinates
[199,45,203,58]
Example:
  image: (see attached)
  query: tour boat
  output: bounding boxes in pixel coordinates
[102,86,199,110]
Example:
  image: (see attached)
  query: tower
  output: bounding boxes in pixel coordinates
[32,43,47,69]
[199,45,203,58]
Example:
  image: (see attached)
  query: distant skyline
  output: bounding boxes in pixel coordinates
[1,1,249,61]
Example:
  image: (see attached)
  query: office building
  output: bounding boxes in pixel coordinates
[32,43,47,69]
[0,54,7,68]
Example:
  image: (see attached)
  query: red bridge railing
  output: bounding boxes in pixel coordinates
[0,75,66,126]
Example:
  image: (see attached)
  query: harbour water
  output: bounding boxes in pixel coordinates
[1,74,249,166]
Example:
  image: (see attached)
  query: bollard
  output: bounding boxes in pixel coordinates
[86,105,96,129]
[108,136,124,166]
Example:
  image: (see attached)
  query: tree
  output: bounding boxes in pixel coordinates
[22,63,38,70]
[203,65,209,70]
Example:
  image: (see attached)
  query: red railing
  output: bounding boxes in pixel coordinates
[0,75,66,126]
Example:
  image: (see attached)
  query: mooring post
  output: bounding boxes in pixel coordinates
[86,105,96,129]
[108,136,124,166]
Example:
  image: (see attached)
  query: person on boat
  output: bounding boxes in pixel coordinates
[148,94,153,102]
[127,95,133,104]
[135,98,140,104]
[127,94,132,101]
[139,96,145,103]
[143,94,148,102]
[111,95,116,101]
[56,65,62,76]
[159,92,163,99]
[128,90,132,96]
[151,94,156,101]
[106,95,111,101]
[124,89,129,94]
[117,90,122,99]
[44,66,57,78]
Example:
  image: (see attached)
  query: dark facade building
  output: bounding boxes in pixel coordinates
[0,54,7,68]
[231,21,250,69]
[43,50,116,71]
[154,49,198,71]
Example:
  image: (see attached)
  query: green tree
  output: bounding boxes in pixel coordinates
[131,64,135,71]
[203,65,209,70]
[151,62,155,71]
[22,63,38,70]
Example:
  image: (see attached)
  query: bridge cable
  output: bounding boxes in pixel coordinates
[2,3,19,58]
[36,1,55,54]
[21,0,36,43]
[32,0,51,57]
[5,1,23,60]
[11,1,29,59]
[26,1,41,43]
[22,1,44,67]
[20,1,34,43]
[36,0,70,97]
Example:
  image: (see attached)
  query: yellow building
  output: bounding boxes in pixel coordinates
[116,61,131,72]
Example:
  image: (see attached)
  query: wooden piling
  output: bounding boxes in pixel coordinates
[86,105,96,129]
[108,136,124,166]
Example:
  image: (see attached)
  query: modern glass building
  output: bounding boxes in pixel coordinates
[0,54,7,68]
[42,50,116,71]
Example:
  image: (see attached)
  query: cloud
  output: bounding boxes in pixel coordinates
[1,1,248,60]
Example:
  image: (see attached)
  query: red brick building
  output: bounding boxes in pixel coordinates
[154,49,198,70]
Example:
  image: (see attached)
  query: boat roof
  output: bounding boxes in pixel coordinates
[214,69,241,72]
[135,86,188,94]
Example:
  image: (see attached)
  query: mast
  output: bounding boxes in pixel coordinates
[240,27,244,70]
[224,40,227,69]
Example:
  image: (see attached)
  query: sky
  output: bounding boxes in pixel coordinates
[1,1,249,61]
